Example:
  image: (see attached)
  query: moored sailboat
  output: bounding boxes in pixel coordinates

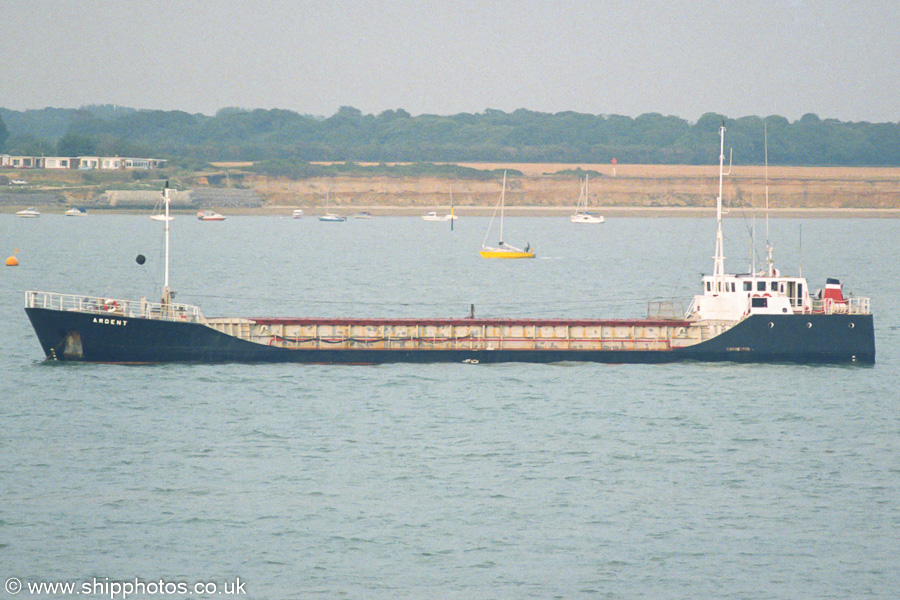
[570,174,604,223]
[318,189,346,221]
[479,172,535,259]
[150,195,173,221]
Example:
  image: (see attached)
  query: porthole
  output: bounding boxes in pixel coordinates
[768,322,775,329]
[849,322,855,329]
[806,322,812,329]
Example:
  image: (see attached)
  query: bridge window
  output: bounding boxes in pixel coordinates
[743,282,752,291]
[771,281,778,291]
[757,281,765,291]
[751,297,768,308]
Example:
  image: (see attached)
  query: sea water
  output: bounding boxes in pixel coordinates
[1,214,898,599]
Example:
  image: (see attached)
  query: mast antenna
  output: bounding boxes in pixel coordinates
[764,122,774,276]
[713,123,728,283]
[750,214,756,274]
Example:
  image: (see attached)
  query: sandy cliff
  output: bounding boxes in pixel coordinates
[245,163,900,212]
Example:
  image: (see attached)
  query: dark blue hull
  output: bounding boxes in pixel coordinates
[25,308,875,365]
[674,313,875,364]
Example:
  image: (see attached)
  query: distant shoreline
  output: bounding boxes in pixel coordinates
[5,162,900,214]
[5,205,900,218]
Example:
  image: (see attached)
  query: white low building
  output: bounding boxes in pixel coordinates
[44,157,73,169]
[1,155,166,170]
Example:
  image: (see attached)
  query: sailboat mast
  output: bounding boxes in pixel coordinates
[499,171,506,242]
[713,124,726,282]
[585,173,589,208]
[450,185,454,231]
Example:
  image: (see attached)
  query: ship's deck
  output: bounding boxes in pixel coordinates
[247,317,693,327]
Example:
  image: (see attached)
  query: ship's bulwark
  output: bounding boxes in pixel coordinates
[25,307,875,365]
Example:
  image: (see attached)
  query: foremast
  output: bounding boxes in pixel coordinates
[161,183,173,305]
[712,123,727,286]
[764,122,775,277]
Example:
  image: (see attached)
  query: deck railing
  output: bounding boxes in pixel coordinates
[810,296,871,315]
[647,300,685,320]
[25,291,205,323]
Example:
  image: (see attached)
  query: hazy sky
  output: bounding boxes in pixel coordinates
[3,0,898,122]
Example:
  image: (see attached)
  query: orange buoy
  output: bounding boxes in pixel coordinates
[6,249,19,266]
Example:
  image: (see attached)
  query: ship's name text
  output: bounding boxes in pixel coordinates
[93,317,128,326]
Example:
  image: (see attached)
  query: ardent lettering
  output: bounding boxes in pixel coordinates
[92,317,128,327]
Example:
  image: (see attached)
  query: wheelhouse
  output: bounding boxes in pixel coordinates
[689,272,869,322]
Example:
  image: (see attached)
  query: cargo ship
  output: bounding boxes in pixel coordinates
[24,127,875,365]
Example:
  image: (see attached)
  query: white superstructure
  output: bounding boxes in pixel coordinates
[686,125,869,323]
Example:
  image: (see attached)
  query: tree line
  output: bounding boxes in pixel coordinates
[2,105,899,173]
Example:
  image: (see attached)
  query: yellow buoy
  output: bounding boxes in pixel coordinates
[6,249,19,267]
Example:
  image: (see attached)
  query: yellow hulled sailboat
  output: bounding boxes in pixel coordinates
[479,172,535,259]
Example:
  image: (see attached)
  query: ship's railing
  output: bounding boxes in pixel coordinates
[25,290,205,323]
[647,300,685,320]
[809,296,871,315]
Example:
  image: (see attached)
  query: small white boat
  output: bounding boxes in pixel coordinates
[292,209,304,219]
[150,214,174,222]
[65,207,87,217]
[197,210,226,221]
[422,211,457,222]
[16,207,40,218]
[571,212,605,224]
[571,174,605,224]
